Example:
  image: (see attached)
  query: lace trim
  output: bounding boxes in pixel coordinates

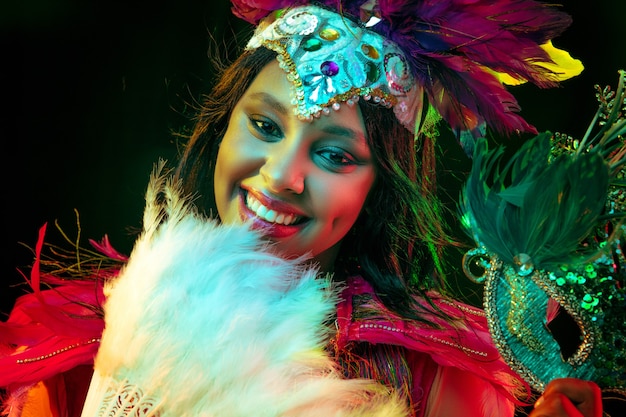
[97,377,162,417]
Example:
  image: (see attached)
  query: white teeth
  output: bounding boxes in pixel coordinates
[246,194,298,225]
[257,205,268,217]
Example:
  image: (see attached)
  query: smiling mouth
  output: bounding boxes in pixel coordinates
[245,193,303,226]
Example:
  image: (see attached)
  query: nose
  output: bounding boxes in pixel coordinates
[259,141,306,195]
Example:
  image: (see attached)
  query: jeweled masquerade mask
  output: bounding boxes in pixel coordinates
[246,4,416,127]
[236,0,583,154]
[461,70,626,394]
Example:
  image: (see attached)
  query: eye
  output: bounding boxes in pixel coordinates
[249,115,282,140]
[315,147,359,172]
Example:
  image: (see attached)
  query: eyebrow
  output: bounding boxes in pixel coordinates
[248,92,367,143]
[321,125,366,143]
[248,92,289,115]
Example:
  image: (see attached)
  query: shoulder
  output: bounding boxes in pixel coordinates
[336,274,529,408]
[336,275,493,357]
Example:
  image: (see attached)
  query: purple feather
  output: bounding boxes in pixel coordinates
[232,0,576,141]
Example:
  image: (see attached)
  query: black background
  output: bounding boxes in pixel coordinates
[2,1,625,315]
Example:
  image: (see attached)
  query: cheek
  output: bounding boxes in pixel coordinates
[215,120,254,184]
[215,113,249,178]
[213,135,246,214]
[214,142,234,185]
[213,148,230,219]
[322,173,375,226]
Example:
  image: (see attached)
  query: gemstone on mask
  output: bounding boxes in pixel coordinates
[361,43,379,59]
[321,61,339,76]
[302,37,322,51]
[319,27,339,41]
[365,61,380,84]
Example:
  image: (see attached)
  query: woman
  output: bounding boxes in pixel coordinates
[0,1,605,416]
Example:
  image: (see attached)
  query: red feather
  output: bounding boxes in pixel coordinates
[229,0,578,146]
[0,226,123,388]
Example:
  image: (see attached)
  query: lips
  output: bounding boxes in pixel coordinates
[239,189,308,238]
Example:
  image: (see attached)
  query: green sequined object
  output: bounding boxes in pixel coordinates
[461,70,626,393]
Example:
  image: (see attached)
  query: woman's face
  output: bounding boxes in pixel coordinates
[214,61,376,271]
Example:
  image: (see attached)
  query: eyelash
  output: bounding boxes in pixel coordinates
[250,116,281,139]
[317,148,356,168]
[248,114,359,171]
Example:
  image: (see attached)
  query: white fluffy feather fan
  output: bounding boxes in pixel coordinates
[81,163,407,417]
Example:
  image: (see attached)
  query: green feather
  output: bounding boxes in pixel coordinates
[461,70,626,271]
[461,134,610,270]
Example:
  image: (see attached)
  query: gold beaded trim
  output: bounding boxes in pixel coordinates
[358,322,489,357]
[438,298,487,317]
[16,338,100,364]
[425,334,489,357]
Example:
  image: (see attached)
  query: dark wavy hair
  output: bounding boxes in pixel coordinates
[173,46,455,321]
